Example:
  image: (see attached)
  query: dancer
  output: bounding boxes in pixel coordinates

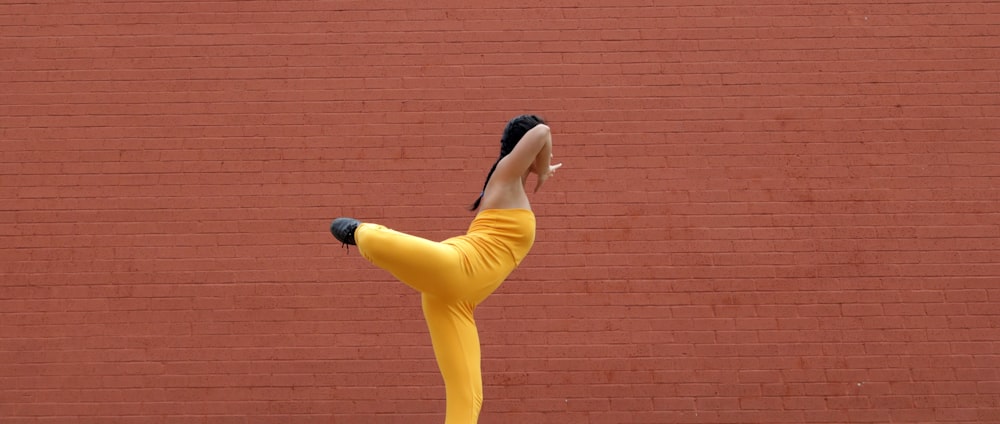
[330,114,560,424]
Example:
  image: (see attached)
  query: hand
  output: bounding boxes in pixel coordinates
[534,162,562,193]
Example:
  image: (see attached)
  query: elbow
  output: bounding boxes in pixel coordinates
[531,124,551,145]
[521,123,551,153]
[540,125,552,146]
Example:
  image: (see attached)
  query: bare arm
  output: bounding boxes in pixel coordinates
[530,130,560,192]
[490,124,562,193]
[492,124,551,182]
[531,130,552,175]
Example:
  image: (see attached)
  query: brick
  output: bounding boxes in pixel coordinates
[4,1,1000,422]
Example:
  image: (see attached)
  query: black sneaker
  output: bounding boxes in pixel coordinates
[330,217,361,247]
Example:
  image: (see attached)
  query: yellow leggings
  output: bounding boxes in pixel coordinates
[354,209,535,424]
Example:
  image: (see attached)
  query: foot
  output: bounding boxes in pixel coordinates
[330,217,361,246]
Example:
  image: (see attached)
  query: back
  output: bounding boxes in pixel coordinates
[478,159,532,210]
[477,124,552,211]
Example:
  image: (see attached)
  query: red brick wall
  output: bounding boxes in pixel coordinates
[2,1,999,423]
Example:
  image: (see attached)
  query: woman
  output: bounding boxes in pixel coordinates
[330,114,561,424]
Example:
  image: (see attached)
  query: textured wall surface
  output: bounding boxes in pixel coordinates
[2,1,999,423]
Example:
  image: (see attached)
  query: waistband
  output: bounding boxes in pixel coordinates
[466,208,536,264]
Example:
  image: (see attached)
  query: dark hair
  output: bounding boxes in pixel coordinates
[469,114,547,211]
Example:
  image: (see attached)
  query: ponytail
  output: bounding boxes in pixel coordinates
[469,156,503,211]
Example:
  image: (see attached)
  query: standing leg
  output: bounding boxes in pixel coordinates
[421,294,484,424]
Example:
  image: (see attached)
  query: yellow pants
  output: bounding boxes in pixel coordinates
[355,209,535,424]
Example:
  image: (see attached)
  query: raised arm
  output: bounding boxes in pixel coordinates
[530,130,562,192]
[491,124,561,192]
[531,129,552,175]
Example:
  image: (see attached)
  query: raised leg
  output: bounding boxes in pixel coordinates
[354,223,465,298]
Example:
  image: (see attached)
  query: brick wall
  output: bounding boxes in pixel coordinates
[2,1,999,423]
